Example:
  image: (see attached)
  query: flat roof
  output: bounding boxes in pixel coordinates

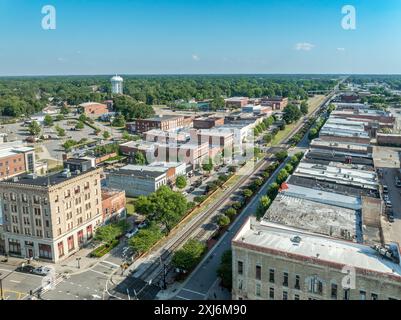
[234,218,401,278]
[293,161,378,190]
[0,168,98,187]
[112,165,166,178]
[262,191,361,242]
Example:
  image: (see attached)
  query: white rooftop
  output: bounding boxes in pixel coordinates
[294,161,378,190]
[234,218,401,278]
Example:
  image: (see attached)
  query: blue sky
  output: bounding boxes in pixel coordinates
[0,0,401,75]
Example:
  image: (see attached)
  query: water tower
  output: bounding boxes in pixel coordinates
[111,75,123,94]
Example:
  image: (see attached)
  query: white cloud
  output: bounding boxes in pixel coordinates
[192,54,200,61]
[294,42,315,51]
[337,47,346,52]
[57,57,66,62]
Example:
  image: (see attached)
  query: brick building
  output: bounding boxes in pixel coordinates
[79,102,109,116]
[261,97,289,110]
[126,115,192,134]
[101,189,126,223]
[193,117,225,129]
[0,142,35,180]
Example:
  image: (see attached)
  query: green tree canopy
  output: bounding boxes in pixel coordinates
[172,239,207,272]
[175,175,187,189]
[28,120,41,136]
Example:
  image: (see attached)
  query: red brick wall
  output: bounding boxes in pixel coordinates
[101,190,126,221]
[0,153,27,180]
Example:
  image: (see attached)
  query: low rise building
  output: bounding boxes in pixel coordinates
[126,115,192,134]
[106,165,167,197]
[193,117,225,129]
[0,167,103,262]
[101,189,126,223]
[144,129,190,144]
[261,97,289,110]
[0,141,35,180]
[79,102,109,116]
[232,217,401,300]
[225,97,249,108]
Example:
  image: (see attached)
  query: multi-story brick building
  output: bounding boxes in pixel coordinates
[232,218,401,300]
[193,117,225,129]
[101,189,126,223]
[126,115,192,134]
[0,142,35,180]
[225,97,249,108]
[261,97,289,110]
[0,167,103,262]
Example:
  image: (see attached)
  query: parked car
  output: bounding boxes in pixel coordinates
[33,266,52,276]
[388,213,395,223]
[16,265,35,274]
[137,220,149,229]
[383,185,389,193]
[386,201,392,208]
[125,228,139,239]
[384,194,390,201]
[396,180,401,188]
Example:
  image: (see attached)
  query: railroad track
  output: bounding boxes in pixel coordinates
[135,91,337,286]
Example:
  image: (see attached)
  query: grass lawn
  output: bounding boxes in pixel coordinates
[126,197,136,216]
[271,122,299,145]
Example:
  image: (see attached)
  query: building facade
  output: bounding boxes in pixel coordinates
[0,142,35,180]
[126,115,190,134]
[232,218,401,301]
[101,189,126,223]
[0,168,103,263]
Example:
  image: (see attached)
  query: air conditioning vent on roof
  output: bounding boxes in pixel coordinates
[291,236,302,244]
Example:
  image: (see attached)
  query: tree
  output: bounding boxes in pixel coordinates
[60,105,69,115]
[275,150,288,162]
[243,188,253,199]
[133,152,147,165]
[28,121,41,136]
[172,239,206,272]
[217,214,230,228]
[135,186,188,233]
[202,158,214,173]
[300,101,309,115]
[129,224,164,254]
[62,139,78,152]
[103,131,111,139]
[267,182,279,198]
[55,125,66,137]
[283,104,302,124]
[113,95,154,120]
[276,169,289,184]
[43,115,53,126]
[211,96,225,110]
[78,114,88,123]
[75,121,84,130]
[225,208,237,220]
[112,114,126,127]
[56,114,65,121]
[94,220,129,244]
[284,163,294,174]
[263,133,273,144]
[231,201,242,210]
[256,196,271,220]
[217,250,232,289]
[252,178,264,190]
[176,175,187,189]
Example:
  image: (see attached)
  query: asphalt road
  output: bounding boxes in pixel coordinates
[173,155,290,301]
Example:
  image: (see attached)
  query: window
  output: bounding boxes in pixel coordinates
[283,291,288,300]
[34,208,41,216]
[269,287,274,300]
[22,194,28,202]
[269,269,275,283]
[331,283,338,299]
[8,239,21,254]
[77,230,84,244]
[86,225,93,239]
[294,294,300,300]
[343,288,350,300]
[45,220,50,228]
[255,265,261,280]
[33,195,40,204]
[35,219,42,227]
[238,279,243,290]
[283,272,289,287]
[295,275,300,290]
[255,283,261,297]
[58,241,64,257]
[238,261,243,275]
[67,235,75,252]
[371,293,378,300]
[308,276,323,295]
[38,244,52,260]
[360,290,366,300]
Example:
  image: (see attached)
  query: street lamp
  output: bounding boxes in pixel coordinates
[76,257,81,269]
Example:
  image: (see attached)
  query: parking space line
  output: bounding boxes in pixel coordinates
[181,288,206,297]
